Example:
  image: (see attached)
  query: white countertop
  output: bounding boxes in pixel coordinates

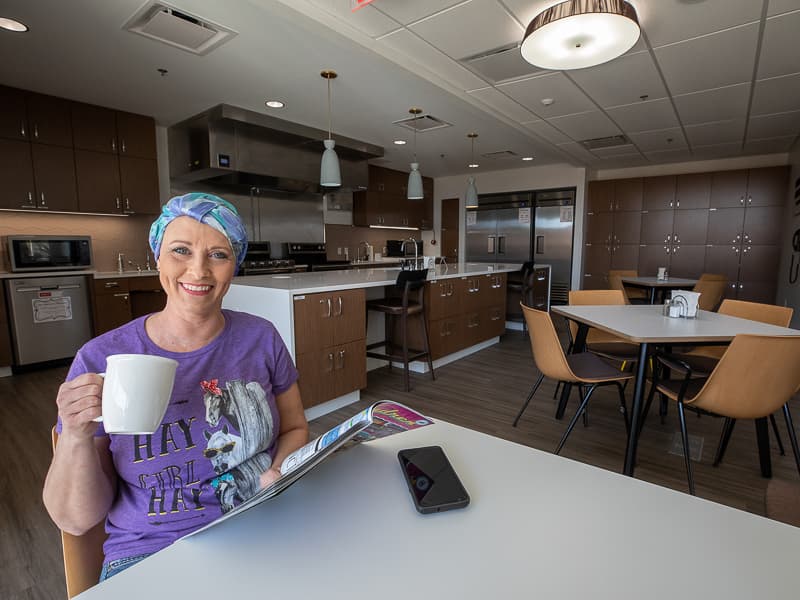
[231,263,522,294]
[0,269,160,280]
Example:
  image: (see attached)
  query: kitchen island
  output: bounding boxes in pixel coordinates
[223,263,524,419]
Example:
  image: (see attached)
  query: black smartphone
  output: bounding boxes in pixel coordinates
[397,446,470,514]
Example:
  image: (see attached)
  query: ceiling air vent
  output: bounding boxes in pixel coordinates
[481,150,519,159]
[580,134,630,151]
[461,43,541,83]
[393,114,452,132]
[123,1,237,55]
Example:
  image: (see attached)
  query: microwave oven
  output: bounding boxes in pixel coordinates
[5,235,94,272]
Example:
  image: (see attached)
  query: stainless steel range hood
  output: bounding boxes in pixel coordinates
[168,104,383,193]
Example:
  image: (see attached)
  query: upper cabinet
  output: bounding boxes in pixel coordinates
[72,106,157,159]
[353,165,433,230]
[0,86,72,146]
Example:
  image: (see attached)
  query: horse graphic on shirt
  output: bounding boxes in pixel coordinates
[201,378,274,458]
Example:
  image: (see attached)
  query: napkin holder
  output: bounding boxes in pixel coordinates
[669,290,700,318]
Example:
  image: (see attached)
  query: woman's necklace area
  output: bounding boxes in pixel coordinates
[146,312,225,352]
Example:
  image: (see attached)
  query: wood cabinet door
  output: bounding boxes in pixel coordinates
[703,245,741,282]
[614,178,643,211]
[31,144,78,211]
[611,244,639,271]
[706,207,745,245]
[331,288,365,345]
[739,244,781,284]
[129,276,166,317]
[612,211,641,244]
[582,244,611,289]
[0,285,13,366]
[462,276,484,313]
[710,170,748,208]
[333,339,367,398]
[734,281,778,304]
[119,156,160,214]
[485,305,506,339]
[441,197,460,261]
[746,166,789,207]
[640,209,674,244]
[295,350,331,409]
[588,180,614,213]
[428,318,450,360]
[585,211,613,244]
[638,245,670,279]
[743,205,784,245]
[25,93,73,147]
[643,176,676,210]
[75,150,122,213]
[672,209,709,245]
[0,139,36,209]
[293,292,335,355]
[675,173,711,209]
[0,85,29,141]
[116,111,157,159]
[92,292,131,335]
[426,279,462,321]
[668,245,706,279]
[72,104,118,154]
[463,310,483,348]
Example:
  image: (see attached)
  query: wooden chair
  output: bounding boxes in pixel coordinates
[646,335,800,495]
[513,304,633,456]
[506,261,536,333]
[693,273,728,311]
[608,269,648,304]
[51,427,108,598]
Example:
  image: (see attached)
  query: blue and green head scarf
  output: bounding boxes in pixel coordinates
[149,193,248,271]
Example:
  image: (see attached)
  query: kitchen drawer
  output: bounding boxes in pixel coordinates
[93,278,130,295]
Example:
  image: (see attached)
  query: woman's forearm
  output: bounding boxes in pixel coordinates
[271,425,310,471]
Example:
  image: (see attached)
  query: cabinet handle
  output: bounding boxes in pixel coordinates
[112,138,117,152]
[327,353,334,372]
[676,200,680,208]
[669,200,673,208]
[40,192,47,207]
[113,293,129,303]
[491,312,501,321]
[447,282,453,296]
[20,121,26,137]
[336,349,345,370]
[115,197,121,210]
[22,191,35,209]
[125,197,131,211]
[320,298,332,317]
[334,296,343,316]
[747,196,752,204]
[439,283,447,297]
[121,139,127,154]
[104,281,120,288]
[33,124,39,139]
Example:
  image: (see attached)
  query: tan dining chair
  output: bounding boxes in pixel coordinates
[513,304,633,455]
[693,273,728,311]
[607,269,648,304]
[51,427,108,598]
[646,334,800,495]
[567,290,640,364]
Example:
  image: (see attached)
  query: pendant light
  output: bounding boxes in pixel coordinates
[320,70,341,187]
[520,0,640,71]
[465,133,479,208]
[407,107,424,200]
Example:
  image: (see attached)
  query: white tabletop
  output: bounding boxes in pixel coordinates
[76,420,800,599]
[621,276,698,288]
[552,304,800,344]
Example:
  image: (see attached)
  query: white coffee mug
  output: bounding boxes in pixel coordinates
[94,354,178,434]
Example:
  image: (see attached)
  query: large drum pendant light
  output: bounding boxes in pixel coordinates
[520,0,640,71]
[407,107,424,200]
[465,133,479,208]
[320,70,341,187]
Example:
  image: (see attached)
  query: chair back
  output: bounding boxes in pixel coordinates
[567,290,627,344]
[719,299,793,327]
[607,269,638,304]
[693,273,727,311]
[395,268,429,308]
[687,335,800,419]
[519,261,536,307]
[51,428,108,598]
[521,304,578,383]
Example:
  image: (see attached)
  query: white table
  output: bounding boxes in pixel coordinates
[551,305,800,477]
[621,276,698,304]
[75,421,800,599]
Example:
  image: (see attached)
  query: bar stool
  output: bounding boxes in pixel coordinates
[366,268,435,391]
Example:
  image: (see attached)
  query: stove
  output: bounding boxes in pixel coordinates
[237,242,298,276]
[285,242,349,272]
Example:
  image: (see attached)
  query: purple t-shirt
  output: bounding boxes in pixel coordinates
[57,309,298,562]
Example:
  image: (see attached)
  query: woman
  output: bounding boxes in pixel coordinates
[43,193,309,580]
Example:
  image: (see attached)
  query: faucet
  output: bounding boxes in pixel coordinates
[145,249,152,271]
[358,241,372,262]
[128,259,143,273]
[401,237,419,270]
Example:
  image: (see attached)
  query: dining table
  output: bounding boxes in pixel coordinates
[551,304,800,478]
[620,276,698,304]
[74,419,800,599]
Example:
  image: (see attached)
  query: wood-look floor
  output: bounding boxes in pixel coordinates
[3,331,799,599]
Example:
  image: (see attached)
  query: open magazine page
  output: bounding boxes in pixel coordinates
[183,401,431,538]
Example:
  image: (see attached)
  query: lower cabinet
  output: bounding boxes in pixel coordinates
[92,276,165,335]
[0,283,13,366]
[295,339,367,409]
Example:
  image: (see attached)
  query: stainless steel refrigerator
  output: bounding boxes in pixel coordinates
[466,188,575,305]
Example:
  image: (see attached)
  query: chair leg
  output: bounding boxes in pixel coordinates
[615,382,630,435]
[555,384,598,455]
[770,413,785,456]
[419,312,435,381]
[513,373,545,427]
[713,418,736,467]
[782,404,800,477]
[553,380,562,400]
[401,311,410,392]
[579,385,589,427]
[676,399,696,496]
[640,365,660,436]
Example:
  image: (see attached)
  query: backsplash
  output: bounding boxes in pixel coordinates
[324,224,437,261]
[0,212,154,273]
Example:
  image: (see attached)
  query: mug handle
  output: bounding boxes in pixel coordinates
[91,372,105,423]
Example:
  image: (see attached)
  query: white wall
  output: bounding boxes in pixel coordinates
[776,143,800,328]
[434,163,588,289]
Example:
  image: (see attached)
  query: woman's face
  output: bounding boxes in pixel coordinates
[156,216,237,317]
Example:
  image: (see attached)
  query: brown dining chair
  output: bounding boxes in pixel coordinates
[693,273,728,311]
[567,290,640,364]
[608,269,648,304]
[513,304,633,455]
[646,334,800,495]
[51,427,108,598]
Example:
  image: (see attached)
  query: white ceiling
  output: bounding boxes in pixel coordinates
[0,0,799,177]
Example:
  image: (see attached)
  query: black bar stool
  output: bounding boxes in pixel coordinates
[366,268,435,391]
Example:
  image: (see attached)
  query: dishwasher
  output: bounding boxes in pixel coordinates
[5,275,93,365]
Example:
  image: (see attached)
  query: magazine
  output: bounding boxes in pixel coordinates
[184,401,432,537]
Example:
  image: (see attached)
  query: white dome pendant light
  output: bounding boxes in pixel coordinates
[320,70,341,187]
[520,0,640,71]
[465,133,479,208]
[407,107,424,200]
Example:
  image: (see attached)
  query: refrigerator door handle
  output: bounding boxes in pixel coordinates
[535,235,545,255]
[487,235,496,254]
[497,235,506,255]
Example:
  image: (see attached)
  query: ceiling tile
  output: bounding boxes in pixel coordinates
[380,29,488,91]
[752,73,800,115]
[592,154,651,168]
[684,120,746,146]
[308,0,400,37]
[463,46,544,84]
[569,51,668,108]
[628,127,688,152]
[547,111,622,141]
[409,0,524,60]
[606,98,679,133]
[644,148,694,163]
[767,1,800,17]
[591,144,640,157]
[758,10,800,79]
[556,141,599,163]
[642,0,763,48]
[691,142,745,160]
[743,136,797,154]
[673,83,751,126]
[498,72,594,118]
[372,0,466,26]
[500,0,557,26]
[747,110,800,139]
[521,119,573,144]
[467,87,538,122]
[654,23,759,95]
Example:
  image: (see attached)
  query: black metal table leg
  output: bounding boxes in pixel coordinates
[755,417,772,478]
[556,322,588,420]
[650,287,656,304]
[623,342,650,476]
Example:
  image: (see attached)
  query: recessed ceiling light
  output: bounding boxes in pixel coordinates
[541,98,555,106]
[0,17,28,32]
[265,100,285,109]
[522,156,534,161]
[393,139,407,145]
[468,163,479,168]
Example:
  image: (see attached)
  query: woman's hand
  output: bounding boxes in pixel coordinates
[259,466,282,489]
[56,373,104,439]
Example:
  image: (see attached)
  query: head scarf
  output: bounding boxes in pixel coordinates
[149,193,248,270]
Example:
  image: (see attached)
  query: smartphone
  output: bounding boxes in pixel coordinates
[397,446,470,514]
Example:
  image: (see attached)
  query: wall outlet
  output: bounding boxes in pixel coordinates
[337,247,342,255]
